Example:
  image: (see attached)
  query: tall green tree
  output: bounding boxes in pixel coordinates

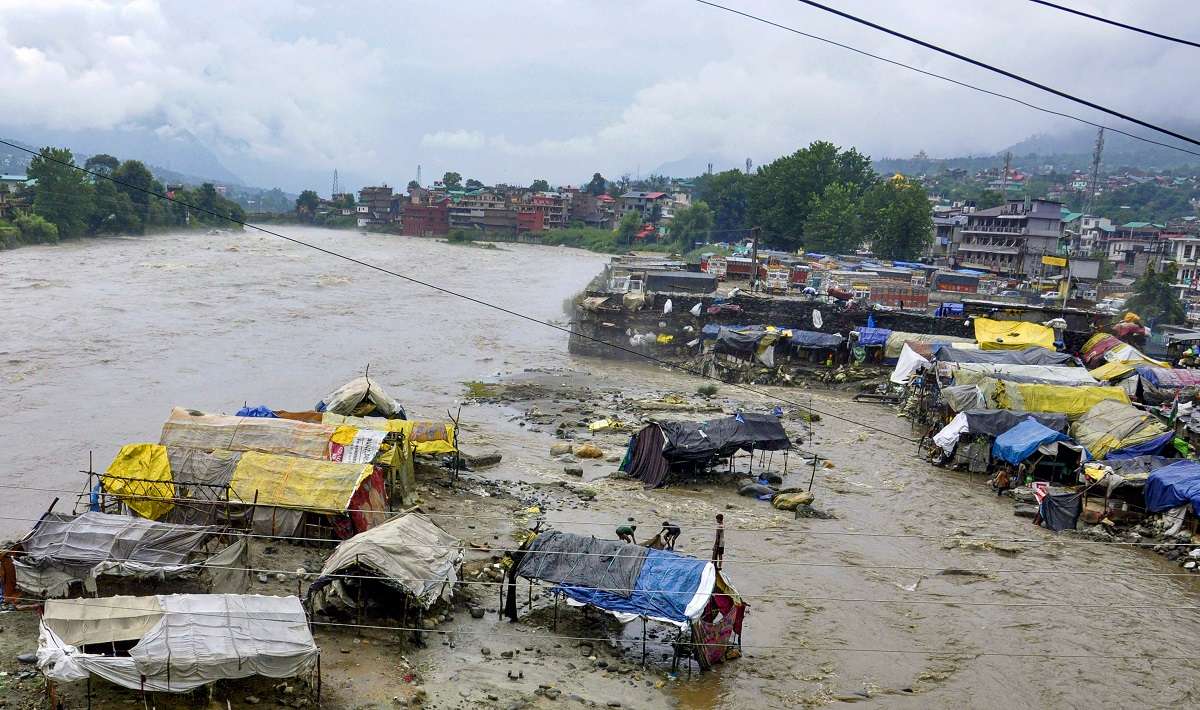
[441,172,462,189]
[406,180,421,191]
[28,147,93,238]
[615,210,642,246]
[90,179,141,234]
[669,201,714,248]
[802,182,861,254]
[83,153,120,176]
[861,175,933,260]
[587,172,607,196]
[1127,263,1186,325]
[529,179,550,192]
[112,160,155,222]
[295,190,320,221]
[465,178,484,190]
[748,141,876,251]
[693,169,752,237]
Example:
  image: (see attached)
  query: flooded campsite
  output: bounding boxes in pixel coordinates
[3,230,1200,710]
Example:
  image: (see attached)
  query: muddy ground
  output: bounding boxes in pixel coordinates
[4,364,1200,709]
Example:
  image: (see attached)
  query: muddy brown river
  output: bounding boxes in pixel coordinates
[3,228,1199,708]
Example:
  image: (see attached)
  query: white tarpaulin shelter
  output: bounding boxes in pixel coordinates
[13,512,249,598]
[318,377,405,418]
[39,594,319,692]
[309,513,463,612]
[890,343,930,384]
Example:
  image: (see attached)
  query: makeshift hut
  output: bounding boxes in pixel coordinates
[946,363,1097,387]
[1081,333,1166,368]
[787,330,844,364]
[994,382,1130,419]
[991,419,1083,480]
[852,327,892,362]
[703,325,789,367]
[622,414,792,488]
[99,443,387,539]
[973,318,1056,351]
[935,346,1075,366]
[1082,455,1172,524]
[37,594,320,694]
[1070,400,1173,460]
[506,531,745,671]
[308,513,463,618]
[1145,460,1200,518]
[931,409,1068,471]
[883,331,973,360]
[1135,366,1200,405]
[4,511,248,599]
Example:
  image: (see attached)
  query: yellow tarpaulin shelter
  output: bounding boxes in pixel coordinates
[103,444,175,520]
[974,318,1056,351]
[995,381,1130,419]
[1071,400,1169,460]
[229,452,373,513]
[1088,360,1153,382]
[321,414,457,456]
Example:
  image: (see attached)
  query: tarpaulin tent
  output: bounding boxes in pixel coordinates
[229,452,387,535]
[510,530,744,631]
[10,512,248,598]
[1083,455,1171,494]
[316,376,406,419]
[884,331,973,359]
[1070,400,1171,460]
[974,318,1055,351]
[932,410,1068,456]
[935,346,1074,366]
[940,384,987,413]
[854,327,892,348]
[948,363,1097,387]
[890,343,929,384]
[309,513,462,613]
[161,407,340,460]
[1136,366,1200,405]
[623,414,792,488]
[38,594,319,693]
[1145,460,1200,515]
[1088,360,1145,383]
[103,444,175,520]
[788,330,844,349]
[995,381,1130,419]
[1081,333,1167,368]
[992,419,1071,464]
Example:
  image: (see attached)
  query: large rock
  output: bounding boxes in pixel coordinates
[549,443,572,456]
[574,444,604,459]
[737,483,775,498]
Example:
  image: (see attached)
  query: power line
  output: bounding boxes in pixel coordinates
[20,597,1200,661]
[690,1,1200,159]
[1027,0,1200,49]
[0,137,918,446]
[787,0,1200,149]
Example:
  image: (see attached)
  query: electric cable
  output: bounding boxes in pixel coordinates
[1026,0,1200,49]
[692,0,1200,159]
[787,0,1200,148]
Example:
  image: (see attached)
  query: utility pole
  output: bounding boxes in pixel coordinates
[331,169,339,198]
[745,158,752,175]
[1084,128,1105,216]
[416,164,422,187]
[750,226,760,290]
[1000,151,1012,198]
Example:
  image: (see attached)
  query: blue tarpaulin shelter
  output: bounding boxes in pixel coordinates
[856,327,892,347]
[1146,460,1200,515]
[789,330,844,349]
[1107,431,1175,460]
[235,405,277,418]
[557,549,710,625]
[992,419,1070,464]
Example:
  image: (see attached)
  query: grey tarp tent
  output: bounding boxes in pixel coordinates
[309,513,463,613]
[935,346,1076,366]
[317,377,406,419]
[623,413,792,488]
[38,594,319,692]
[11,512,248,598]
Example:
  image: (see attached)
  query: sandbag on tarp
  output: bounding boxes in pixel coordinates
[515,531,648,599]
[995,382,1130,419]
[317,376,406,419]
[974,318,1055,351]
[310,513,463,611]
[661,413,790,462]
[855,327,891,347]
[884,331,973,359]
[1137,366,1200,405]
[161,407,338,460]
[789,330,844,349]
[1070,400,1171,460]
[1146,460,1200,515]
[103,444,175,521]
[936,346,1074,366]
[38,594,318,692]
[949,363,1097,387]
[992,419,1070,464]
[12,512,248,598]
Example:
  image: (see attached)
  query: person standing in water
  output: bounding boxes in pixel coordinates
[712,514,725,569]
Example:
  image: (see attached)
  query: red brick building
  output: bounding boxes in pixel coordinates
[401,198,450,236]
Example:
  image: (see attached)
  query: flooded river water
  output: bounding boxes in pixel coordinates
[3,228,1199,708]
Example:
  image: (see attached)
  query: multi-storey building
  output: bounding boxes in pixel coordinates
[949,199,1063,278]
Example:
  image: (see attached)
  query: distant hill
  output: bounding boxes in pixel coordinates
[650,154,746,180]
[0,124,242,185]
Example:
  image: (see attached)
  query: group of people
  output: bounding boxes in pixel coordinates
[615,514,727,570]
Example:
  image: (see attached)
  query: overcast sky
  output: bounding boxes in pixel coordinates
[1,0,1197,192]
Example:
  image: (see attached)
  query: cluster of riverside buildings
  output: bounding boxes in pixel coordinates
[333,181,694,239]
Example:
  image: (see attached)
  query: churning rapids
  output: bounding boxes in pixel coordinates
[3,227,1199,708]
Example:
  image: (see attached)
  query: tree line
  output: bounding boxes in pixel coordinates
[690,141,933,259]
[0,147,246,249]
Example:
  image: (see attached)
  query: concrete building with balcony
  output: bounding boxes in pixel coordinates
[522,192,567,230]
[356,185,395,226]
[1104,221,1167,277]
[567,191,616,228]
[949,198,1064,278]
[619,191,671,222]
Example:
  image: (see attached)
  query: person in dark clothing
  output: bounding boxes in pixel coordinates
[712,514,725,570]
[616,524,637,544]
[660,521,681,550]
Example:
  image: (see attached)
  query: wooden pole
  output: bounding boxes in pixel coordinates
[641,617,648,668]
